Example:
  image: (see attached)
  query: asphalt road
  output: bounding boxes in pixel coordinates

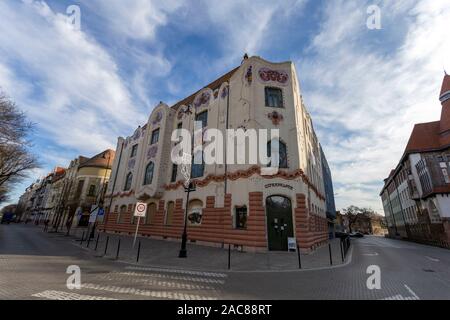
[1,224,449,300]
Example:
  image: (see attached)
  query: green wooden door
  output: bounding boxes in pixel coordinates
[266,196,294,251]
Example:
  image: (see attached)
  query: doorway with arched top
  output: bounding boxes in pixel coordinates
[266,195,294,251]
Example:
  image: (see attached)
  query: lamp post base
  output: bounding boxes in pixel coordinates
[178,232,188,258]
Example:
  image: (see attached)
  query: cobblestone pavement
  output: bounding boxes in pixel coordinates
[1,224,450,300]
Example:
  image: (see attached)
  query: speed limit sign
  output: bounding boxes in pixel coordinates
[134,202,147,217]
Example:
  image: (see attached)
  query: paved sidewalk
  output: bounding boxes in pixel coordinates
[66,227,348,272]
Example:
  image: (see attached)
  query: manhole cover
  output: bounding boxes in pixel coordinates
[423,269,435,273]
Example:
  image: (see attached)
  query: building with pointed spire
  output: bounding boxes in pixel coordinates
[380,73,450,246]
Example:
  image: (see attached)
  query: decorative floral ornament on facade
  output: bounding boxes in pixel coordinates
[268,111,284,125]
[213,89,219,99]
[147,145,158,159]
[221,85,229,99]
[259,68,289,85]
[245,66,253,85]
[194,89,211,109]
[128,158,136,170]
[152,111,163,125]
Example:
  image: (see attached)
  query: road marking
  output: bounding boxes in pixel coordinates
[425,256,440,262]
[82,283,217,300]
[381,284,420,300]
[362,252,379,256]
[114,271,226,284]
[100,274,217,290]
[125,266,227,278]
[32,290,117,300]
[404,284,420,300]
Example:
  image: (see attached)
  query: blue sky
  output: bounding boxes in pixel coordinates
[1,0,449,212]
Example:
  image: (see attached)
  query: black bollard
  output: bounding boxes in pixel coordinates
[86,233,91,248]
[94,233,100,251]
[340,240,344,262]
[297,245,302,269]
[328,243,333,266]
[80,231,85,245]
[136,240,141,263]
[228,244,231,270]
[115,239,121,260]
[103,236,109,256]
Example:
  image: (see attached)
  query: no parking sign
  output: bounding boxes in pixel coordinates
[133,202,147,247]
[134,202,147,217]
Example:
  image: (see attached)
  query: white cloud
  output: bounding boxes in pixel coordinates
[300,0,450,211]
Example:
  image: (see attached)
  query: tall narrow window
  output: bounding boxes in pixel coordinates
[166,201,174,225]
[196,111,208,128]
[171,164,178,182]
[151,128,160,145]
[87,184,96,196]
[130,144,138,158]
[117,205,127,223]
[143,162,154,185]
[265,87,283,108]
[124,172,133,191]
[267,140,288,168]
[235,206,248,229]
[146,203,157,224]
[191,151,204,178]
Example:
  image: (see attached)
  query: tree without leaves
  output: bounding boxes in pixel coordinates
[0,92,39,199]
[342,205,378,233]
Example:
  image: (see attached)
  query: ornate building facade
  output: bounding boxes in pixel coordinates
[101,56,333,252]
[380,74,450,245]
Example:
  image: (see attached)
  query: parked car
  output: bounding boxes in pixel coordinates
[349,232,364,238]
[1,212,15,224]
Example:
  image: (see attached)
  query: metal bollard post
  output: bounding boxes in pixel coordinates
[228,244,231,270]
[328,243,333,266]
[116,239,121,260]
[80,231,85,245]
[297,245,302,269]
[103,236,109,256]
[136,240,141,263]
[340,240,344,262]
[94,233,100,251]
[86,233,91,248]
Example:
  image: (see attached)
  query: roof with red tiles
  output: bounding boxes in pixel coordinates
[404,121,441,154]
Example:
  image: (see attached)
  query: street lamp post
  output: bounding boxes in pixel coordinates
[179,182,196,258]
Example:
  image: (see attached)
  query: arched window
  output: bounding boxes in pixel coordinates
[267,140,288,168]
[166,201,174,225]
[146,203,157,224]
[124,172,133,191]
[143,162,154,185]
[117,205,127,223]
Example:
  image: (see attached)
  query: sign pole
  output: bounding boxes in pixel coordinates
[133,216,140,248]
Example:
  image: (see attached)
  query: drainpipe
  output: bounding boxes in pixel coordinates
[105,142,124,227]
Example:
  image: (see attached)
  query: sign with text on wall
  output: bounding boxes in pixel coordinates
[134,202,147,217]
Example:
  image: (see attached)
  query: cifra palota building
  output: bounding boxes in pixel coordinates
[100,56,331,252]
